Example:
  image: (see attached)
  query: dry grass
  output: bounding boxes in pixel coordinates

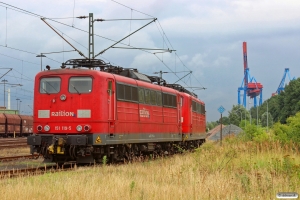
[0,139,299,200]
[0,147,30,157]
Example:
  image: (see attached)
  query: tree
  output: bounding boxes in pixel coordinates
[261,112,273,128]
[280,78,300,123]
[266,78,300,124]
[206,121,218,131]
[228,105,250,127]
[220,116,230,125]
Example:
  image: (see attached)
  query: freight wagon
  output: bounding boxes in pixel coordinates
[0,113,33,137]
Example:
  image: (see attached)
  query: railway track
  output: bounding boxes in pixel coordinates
[0,154,39,162]
[0,163,76,179]
[0,138,28,149]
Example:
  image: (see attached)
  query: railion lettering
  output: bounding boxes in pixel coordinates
[51,110,75,117]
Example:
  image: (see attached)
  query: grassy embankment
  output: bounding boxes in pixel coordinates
[0,137,299,200]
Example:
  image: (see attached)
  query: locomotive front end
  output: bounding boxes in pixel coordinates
[28,68,111,163]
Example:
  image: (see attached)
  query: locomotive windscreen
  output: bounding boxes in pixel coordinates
[40,77,61,94]
[69,77,92,93]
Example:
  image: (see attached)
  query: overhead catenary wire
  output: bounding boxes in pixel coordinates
[0,52,39,65]
[109,0,205,89]
[0,3,152,55]
[0,44,62,64]
[110,0,154,18]
[0,72,32,82]
[0,44,37,55]
[6,68,34,82]
[0,1,206,90]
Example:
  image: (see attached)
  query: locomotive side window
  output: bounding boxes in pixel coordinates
[132,87,138,102]
[156,91,162,106]
[150,90,157,105]
[138,88,145,103]
[192,101,197,112]
[116,83,138,102]
[171,95,177,107]
[69,77,92,94]
[191,100,205,115]
[163,93,177,108]
[124,85,131,100]
[202,104,206,115]
[144,89,150,104]
[40,77,61,94]
[197,103,201,113]
[163,93,168,106]
[117,84,125,99]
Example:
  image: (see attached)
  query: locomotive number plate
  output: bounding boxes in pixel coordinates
[55,126,72,131]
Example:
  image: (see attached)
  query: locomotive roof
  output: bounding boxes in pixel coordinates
[41,58,199,98]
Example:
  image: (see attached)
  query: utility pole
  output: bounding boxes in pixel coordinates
[36,53,46,71]
[16,98,20,112]
[1,79,7,108]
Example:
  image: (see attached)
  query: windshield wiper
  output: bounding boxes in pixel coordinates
[42,88,50,95]
[71,84,81,94]
[45,81,59,92]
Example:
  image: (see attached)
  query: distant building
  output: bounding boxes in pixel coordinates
[0,107,19,114]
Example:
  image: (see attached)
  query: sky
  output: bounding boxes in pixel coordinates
[0,0,299,121]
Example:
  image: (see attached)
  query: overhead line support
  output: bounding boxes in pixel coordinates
[94,18,157,58]
[89,13,94,59]
[41,18,88,59]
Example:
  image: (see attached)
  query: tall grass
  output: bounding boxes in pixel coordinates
[1,138,299,200]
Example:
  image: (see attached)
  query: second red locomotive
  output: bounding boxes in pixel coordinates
[28,59,206,164]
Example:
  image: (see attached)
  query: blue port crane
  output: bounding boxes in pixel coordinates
[274,68,295,95]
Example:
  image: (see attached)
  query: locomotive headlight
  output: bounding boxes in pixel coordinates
[37,125,43,132]
[60,94,67,101]
[44,125,50,132]
[76,125,82,132]
[84,125,91,132]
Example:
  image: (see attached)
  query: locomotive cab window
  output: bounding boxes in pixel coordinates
[40,77,61,94]
[69,77,92,94]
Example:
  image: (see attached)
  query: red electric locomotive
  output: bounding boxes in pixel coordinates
[28,59,206,164]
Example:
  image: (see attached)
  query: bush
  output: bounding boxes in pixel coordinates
[273,122,290,143]
[237,124,270,142]
[272,112,300,144]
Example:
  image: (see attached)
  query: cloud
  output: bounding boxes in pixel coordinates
[212,56,231,67]
[188,53,206,67]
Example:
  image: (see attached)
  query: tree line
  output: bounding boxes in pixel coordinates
[207,77,300,130]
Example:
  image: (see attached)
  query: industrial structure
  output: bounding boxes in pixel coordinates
[272,68,295,96]
[238,42,263,108]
